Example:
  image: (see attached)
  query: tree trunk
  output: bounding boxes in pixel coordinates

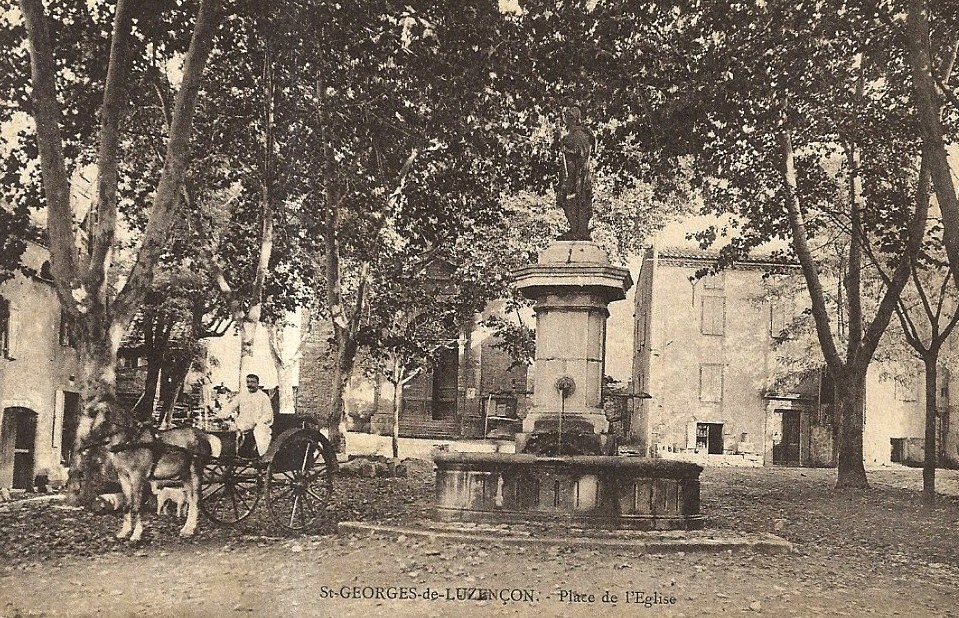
[267,320,305,415]
[392,372,403,461]
[390,363,413,460]
[276,362,297,414]
[328,328,357,452]
[66,315,121,506]
[238,313,258,379]
[159,350,193,426]
[835,371,869,489]
[133,354,162,422]
[923,357,938,504]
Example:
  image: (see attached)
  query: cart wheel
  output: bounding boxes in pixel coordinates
[265,432,333,532]
[199,461,261,524]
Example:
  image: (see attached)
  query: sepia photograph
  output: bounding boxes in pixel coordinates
[1,1,958,616]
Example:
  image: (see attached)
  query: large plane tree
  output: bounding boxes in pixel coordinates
[8,0,222,503]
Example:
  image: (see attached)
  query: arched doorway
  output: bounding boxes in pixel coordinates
[1,407,38,490]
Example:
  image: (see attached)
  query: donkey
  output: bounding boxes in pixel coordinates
[81,400,212,542]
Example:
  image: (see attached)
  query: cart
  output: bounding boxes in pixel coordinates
[198,414,335,532]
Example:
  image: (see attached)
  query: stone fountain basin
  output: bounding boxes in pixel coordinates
[434,452,704,531]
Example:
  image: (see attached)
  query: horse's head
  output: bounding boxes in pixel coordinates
[75,399,116,451]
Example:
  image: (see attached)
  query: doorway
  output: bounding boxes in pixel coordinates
[695,422,724,454]
[773,409,801,465]
[1,407,38,490]
[890,438,905,463]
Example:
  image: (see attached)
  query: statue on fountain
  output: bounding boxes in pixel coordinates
[555,105,595,241]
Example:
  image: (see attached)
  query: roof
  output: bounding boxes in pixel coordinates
[652,246,800,271]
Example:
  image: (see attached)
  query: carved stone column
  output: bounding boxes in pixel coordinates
[513,241,632,455]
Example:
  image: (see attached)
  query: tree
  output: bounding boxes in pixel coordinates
[891,241,959,505]
[266,308,321,415]
[362,264,465,460]
[646,0,940,488]
[905,1,959,283]
[0,205,32,285]
[119,2,322,420]
[12,0,222,503]
[273,1,524,450]
[128,269,231,424]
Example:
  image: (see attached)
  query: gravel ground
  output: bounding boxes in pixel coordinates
[1,463,958,617]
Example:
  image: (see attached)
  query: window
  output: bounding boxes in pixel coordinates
[0,297,8,358]
[769,302,788,339]
[701,296,725,336]
[699,364,724,402]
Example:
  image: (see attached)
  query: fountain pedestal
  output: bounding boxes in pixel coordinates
[433,240,704,531]
[512,241,632,455]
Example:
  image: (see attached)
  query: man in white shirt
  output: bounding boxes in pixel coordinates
[219,373,274,456]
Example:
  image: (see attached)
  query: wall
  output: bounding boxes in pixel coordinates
[205,319,301,392]
[631,247,816,465]
[0,243,79,488]
[863,362,932,467]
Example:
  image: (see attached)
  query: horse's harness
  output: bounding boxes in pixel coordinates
[80,419,202,478]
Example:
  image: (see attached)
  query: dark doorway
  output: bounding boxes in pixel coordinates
[695,422,724,454]
[890,438,905,463]
[431,346,459,421]
[773,409,802,465]
[1,407,38,490]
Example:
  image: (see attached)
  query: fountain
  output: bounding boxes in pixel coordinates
[433,106,704,531]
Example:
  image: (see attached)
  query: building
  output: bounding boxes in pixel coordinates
[297,301,529,440]
[862,362,959,468]
[630,246,824,465]
[630,245,959,468]
[0,242,79,490]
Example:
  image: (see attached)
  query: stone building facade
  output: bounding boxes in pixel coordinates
[630,245,959,468]
[0,242,79,490]
[630,246,823,465]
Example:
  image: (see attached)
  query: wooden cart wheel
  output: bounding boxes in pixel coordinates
[265,432,333,532]
[199,461,262,525]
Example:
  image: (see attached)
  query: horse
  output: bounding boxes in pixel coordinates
[80,400,212,542]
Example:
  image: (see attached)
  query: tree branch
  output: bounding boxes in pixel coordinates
[857,158,931,372]
[19,0,79,310]
[112,0,222,330]
[844,141,864,359]
[906,0,959,291]
[86,0,134,297]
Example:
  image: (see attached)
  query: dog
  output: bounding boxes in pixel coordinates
[150,482,188,518]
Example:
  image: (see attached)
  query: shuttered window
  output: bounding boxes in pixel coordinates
[701,296,725,336]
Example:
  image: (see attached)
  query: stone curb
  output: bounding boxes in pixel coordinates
[337,522,794,554]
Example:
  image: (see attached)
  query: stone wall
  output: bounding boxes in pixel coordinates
[0,243,79,488]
